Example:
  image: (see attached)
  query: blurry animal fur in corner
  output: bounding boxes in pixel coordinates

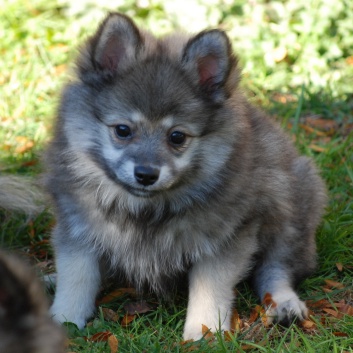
[0,251,65,353]
[44,13,327,340]
[0,175,44,216]
[0,176,65,353]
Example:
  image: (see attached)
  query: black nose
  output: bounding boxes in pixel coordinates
[134,166,160,186]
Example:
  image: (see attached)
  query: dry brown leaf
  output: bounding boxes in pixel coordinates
[248,306,260,324]
[262,293,277,308]
[97,287,136,304]
[333,332,349,337]
[89,331,112,342]
[337,304,353,316]
[28,220,35,238]
[14,136,34,154]
[322,308,343,319]
[324,279,345,289]
[201,324,214,340]
[108,334,119,353]
[102,307,119,322]
[299,124,328,137]
[180,340,199,352]
[224,331,233,342]
[304,118,338,131]
[307,299,332,309]
[300,319,316,330]
[241,344,255,351]
[230,309,242,332]
[332,299,346,308]
[308,144,327,153]
[124,300,151,315]
[21,159,38,167]
[121,314,136,327]
[336,262,343,272]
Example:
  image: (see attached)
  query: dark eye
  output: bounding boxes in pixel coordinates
[169,131,186,146]
[115,125,132,139]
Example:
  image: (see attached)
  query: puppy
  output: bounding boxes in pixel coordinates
[44,13,327,340]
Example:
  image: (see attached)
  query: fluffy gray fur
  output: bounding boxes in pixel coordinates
[0,176,44,216]
[44,13,327,340]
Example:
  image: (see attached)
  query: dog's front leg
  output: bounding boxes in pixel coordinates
[183,256,235,340]
[183,241,257,341]
[50,244,101,329]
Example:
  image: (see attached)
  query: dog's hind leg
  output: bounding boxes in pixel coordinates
[252,264,309,325]
[252,225,316,325]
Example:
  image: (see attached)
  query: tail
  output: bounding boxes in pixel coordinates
[0,250,65,353]
[0,175,45,216]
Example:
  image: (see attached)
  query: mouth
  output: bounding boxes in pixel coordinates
[124,185,158,198]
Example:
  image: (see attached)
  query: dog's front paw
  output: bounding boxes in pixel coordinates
[50,303,88,329]
[263,291,308,326]
[183,313,230,341]
[183,323,204,341]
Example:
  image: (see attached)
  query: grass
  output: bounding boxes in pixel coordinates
[1,0,353,352]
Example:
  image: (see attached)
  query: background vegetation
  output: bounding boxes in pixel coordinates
[1,0,353,352]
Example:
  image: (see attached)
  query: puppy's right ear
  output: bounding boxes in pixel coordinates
[78,13,142,83]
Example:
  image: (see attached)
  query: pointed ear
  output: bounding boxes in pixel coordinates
[93,13,142,72]
[182,30,235,103]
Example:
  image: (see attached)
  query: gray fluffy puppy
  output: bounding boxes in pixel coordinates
[44,13,327,340]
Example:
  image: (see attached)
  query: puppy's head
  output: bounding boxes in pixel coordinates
[60,13,243,205]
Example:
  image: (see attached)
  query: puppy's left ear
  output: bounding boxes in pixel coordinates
[182,30,237,103]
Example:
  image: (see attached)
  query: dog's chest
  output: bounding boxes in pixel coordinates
[91,207,230,287]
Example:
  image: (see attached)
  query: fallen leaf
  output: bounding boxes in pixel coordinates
[304,118,338,132]
[14,136,34,154]
[108,334,119,353]
[21,159,38,167]
[124,300,151,315]
[97,287,136,304]
[230,309,242,332]
[248,306,260,324]
[333,332,349,337]
[240,344,255,351]
[28,220,35,238]
[180,340,199,352]
[201,324,214,340]
[262,293,277,308]
[307,299,332,309]
[322,308,343,319]
[121,314,136,327]
[300,319,316,329]
[300,124,328,137]
[324,279,345,289]
[337,304,353,316]
[224,331,233,342]
[89,331,112,342]
[336,263,343,272]
[102,307,119,322]
[308,144,327,153]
